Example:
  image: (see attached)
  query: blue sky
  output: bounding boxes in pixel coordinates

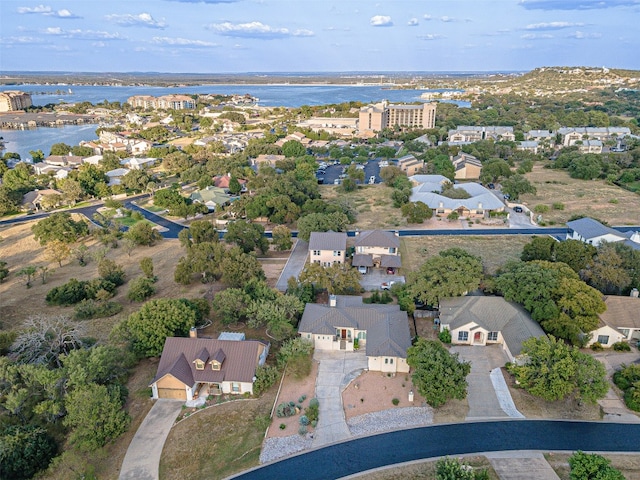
[1,0,639,73]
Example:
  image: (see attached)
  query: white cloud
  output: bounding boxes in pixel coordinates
[41,27,125,40]
[521,33,554,39]
[440,16,455,22]
[151,36,218,47]
[525,21,584,29]
[519,0,640,10]
[207,21,314,38]
[106,13,166,29]
[0,36,45,45]
[568,30,602,38]
[17,4,81,18]
[370,15,393,27]
[407,18,419,26]
[417,33,445,40]
[423,14,432,20]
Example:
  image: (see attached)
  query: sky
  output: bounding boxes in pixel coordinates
[1,0,639,74]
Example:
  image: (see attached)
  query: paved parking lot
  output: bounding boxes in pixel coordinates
[316,159,382,186]
[359,267,405,291]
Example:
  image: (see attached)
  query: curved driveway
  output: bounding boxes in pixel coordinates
[229,420,640,480]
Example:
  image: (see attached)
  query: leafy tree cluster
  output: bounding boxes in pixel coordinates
[153,187,207,219]
[225,220,269,254]
[496,260,606,344]
[508,336,608,403]
[407,338,471,407]
[407,248,484,307]
[32,212,89,245]
[521,237,597,273]
[613,364,640,411]
[298,262,362,296]
[46,277,117,306]
[296,211,350,242]
[568,451,625,480]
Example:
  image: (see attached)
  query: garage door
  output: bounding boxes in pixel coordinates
[157,388,186,400]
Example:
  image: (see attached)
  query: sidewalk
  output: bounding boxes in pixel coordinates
[486,452,561,480]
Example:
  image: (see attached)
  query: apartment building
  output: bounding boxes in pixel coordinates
[127,94,196,110]
[0,91,33,112]
[359,101,436,132]
[448,126,515,144]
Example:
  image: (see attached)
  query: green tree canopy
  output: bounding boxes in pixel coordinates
[220,246,266,288]
[408,249,483,307]
[568,451,625,480]
[407,338,471,407]
[225,220,269,254]
[31,212,88,245]
[507,336,608,403]
[0,425,57,480]
[500,173,536,201]
[282,139,306,158]
[296,211,350,242]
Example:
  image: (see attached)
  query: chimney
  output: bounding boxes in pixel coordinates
[329,295,337,307]
[631,288,639,298]
[189,327,198,338]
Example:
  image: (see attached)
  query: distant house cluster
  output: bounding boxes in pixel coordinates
[127,94,196,110]
[358,101,436,133]
[0,90,32,112]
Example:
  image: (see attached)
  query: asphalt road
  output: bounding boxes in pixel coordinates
[230,420,640,480]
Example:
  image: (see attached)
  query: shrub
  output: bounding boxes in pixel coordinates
[438,328,452,344]
[447,211,459,221]
[46,278,116,306]
[299,415,309,426]
[98,259,126,286]
[309,397,319,408]
[311,420,317,428]
[306,403,319,422]
[276,402,297,418]
[534,204,550,214]
[127,277,156,302]
[298,395,307,403]
[279,423,286,430]
[298,425,308,436]
[624,389,640,411]
[392,398,399,406]
[613,364,640,391]
[613,341,631,351]
[552,202,565,210]
[253,365,280,396]
[591,342,604,351]
[74,299,123,320]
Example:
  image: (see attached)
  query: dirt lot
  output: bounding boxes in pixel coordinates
[522,165,640,226]
[400,234,532,275]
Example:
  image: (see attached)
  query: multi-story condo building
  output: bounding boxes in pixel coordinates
[447,126,515,144]
[0,91,33,112]
[127,94,196,110]
[359,101,436,132]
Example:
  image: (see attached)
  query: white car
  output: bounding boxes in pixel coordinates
[368,176,376,184]
[358,266,367,274]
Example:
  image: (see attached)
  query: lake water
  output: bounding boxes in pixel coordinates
[2,84,469,160]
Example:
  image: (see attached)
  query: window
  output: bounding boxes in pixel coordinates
[389,358,393,364]
[597,335,610,345]
[333,250,342,256]
[458,331,469,342]
[211,361,220,371]
[357,331,366,340]
[488,332,498,341]
[195,360,204,370]
[312,250,320,256]
[231,382,240,393]
[389,247,396,254]
[384,358,388,364]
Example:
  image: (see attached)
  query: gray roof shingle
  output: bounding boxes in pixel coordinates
[309,231,347,252]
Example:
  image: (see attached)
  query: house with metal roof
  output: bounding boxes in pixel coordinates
[438,296,546,362]
[150,331,268,401]
[309,231,347,267]
[351,230,401,271]
[298,295,412,373]
[566,217,627,246]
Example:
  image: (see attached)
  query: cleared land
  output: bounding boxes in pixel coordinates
[522,165,640,226]
[400,235,532,275]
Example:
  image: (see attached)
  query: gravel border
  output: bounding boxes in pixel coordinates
[347,406,434,437]
[260,434,313,464]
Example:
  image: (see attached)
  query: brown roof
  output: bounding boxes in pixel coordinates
[600,296,640,329]
[151,337,266,387]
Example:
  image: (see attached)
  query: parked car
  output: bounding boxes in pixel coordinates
[381,281,396,290]
[317,177,325,184]
[513,206,523,213]
[487,183,495,189]
[386,267,395,274]
[358,266,367,274]
[369,176,376,184]
[503,194,511,200]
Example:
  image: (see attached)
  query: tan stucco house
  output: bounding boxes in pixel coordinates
[586,294,640,347]
[298,295,411,373]
[150,332,269,401]
[309,231,347,267]
[439,296,546,362]
[351,230,401,272]
[451,152,482,180]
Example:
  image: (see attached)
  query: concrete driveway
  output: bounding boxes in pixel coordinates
[450,345,523,420]
[592,350,640,423]
[312,349,367,448]
[118,399,183,480]
[275,239,308,292]
[359,268,405,291]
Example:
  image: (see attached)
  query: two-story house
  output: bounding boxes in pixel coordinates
[351,230,401,273]
[309,231,347,267]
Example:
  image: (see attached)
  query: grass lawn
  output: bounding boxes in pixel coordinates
[159,388,277,480]
[320,184,408,230]
[521,165,640,226]
[400,235,533,275]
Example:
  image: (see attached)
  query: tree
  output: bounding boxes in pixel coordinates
[32,212,88,245]
[521,236,556,262]
[272,225,293,251]
[0,260,9,283]
[2,162,35,191]
[220,246,266,288]
[479,158,512,184]
[555,239,596,273]
[64,383,130,451]
[225,220,269,254]
[298,262,361,295]
[140,256,154,279]
[76,164,108,197]
[98,258,126,286]
[17,265,37,288]
[282,139,306,158]
[49,142,71,156]
[408,250,483,307]
[296,212,349,242]
[508,336,608,403]
[0,425,57,480]
[124,221,162,246]
[115,299,197,356]
[568,451,625,480]
[407,338,471,407]
[500,174,536,201]
[127,277,156,302]
[71,244,90,266]
[401,201,432,223]
[62,345,133,389]
[212,288,250,325]
[45,239,70,267]
[59,178,84,205]
[582,243,631,294]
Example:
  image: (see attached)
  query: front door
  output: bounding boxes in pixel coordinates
[341,329,347,339]
[473,332,482,343]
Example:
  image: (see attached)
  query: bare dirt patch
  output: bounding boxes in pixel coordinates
[522,165,640,226]
[350,455,499,480]
[266,361,318,438]
[401,235,532,275]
